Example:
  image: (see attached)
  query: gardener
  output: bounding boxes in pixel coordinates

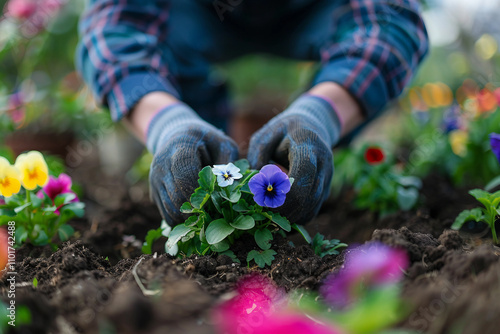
[77,0,428,225]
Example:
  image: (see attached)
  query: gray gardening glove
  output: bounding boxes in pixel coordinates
[247,94,342,224]
[147,103,239,225]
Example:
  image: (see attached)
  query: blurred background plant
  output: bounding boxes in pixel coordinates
[0,0,110,157]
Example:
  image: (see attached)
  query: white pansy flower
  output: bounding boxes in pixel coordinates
[212,163,242,187]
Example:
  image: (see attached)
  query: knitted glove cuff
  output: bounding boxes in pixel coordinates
[146,103,206,154]
[282,94,343,147]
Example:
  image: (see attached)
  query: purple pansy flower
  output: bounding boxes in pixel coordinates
[490,133,500,164]
[248,165,291,208]
[320,242,408,309]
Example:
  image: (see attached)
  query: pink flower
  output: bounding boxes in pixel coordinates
[5,0,36,20]
[320,242,408,309]
[5,0,64,36]
[253,313,343,334]
[7,92,26,125]
[212,274,287,334]
[37,173,78,214]
[212,273,342,334]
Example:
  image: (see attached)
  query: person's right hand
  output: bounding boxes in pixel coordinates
[147,103,239,225]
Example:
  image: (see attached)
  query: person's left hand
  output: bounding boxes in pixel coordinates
[247,95,342,224]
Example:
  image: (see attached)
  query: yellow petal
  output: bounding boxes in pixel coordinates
[0,157,21,197]
[15,151,49,190]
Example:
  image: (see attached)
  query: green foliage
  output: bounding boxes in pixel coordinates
[32,277,38,289]
[145,160,320,268]
[336,145,422,216]
[0,190,84,248]
[311,233,347,257]
[452,189,500,243]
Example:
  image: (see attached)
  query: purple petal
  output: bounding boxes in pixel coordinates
[253,192,266,207]
[58,173,73,192]
[270,173,291,194]
[249,173,268,195]
[490,133,500,163]
[260,165,282,179]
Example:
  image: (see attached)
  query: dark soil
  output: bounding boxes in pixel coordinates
[1,174,500,334]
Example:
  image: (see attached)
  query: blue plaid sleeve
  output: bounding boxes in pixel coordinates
[76,0,178,122]
[314,0,429,118]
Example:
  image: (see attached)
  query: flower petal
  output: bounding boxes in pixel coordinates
[253,192,266,207]
[269,172,291,194]
[225,163,241,176]
[260,165,282,179]
[248,173,268,195]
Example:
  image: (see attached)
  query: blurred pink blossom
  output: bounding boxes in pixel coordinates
[37,173,78,214]
[7,92,26,125]
[5,0,64,35]
[212,273,341,334]
[320,242,408,309]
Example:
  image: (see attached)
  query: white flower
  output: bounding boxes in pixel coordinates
[212,163,242,187]
[161,220,178,256]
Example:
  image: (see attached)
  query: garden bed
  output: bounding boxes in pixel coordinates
[1,174,500,334]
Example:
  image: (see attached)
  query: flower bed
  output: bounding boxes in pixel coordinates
[1,171,499,334]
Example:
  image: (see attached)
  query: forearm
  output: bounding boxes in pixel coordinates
[307,82,364,138]
[124,92,180,144]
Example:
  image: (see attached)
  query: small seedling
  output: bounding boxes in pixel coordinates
[311,233,347,257]
[452,189,500,244]
[32,277,38,288]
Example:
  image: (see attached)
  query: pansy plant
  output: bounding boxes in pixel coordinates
[452,189,500,244]
[144,159,316,268]
[0,151,84,248]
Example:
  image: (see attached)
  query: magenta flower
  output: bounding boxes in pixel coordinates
[5,0,36,20]
[5,0,64,36]
[253,313,343,334]
[37,173,78,214]
[212,274,287,334]
[248,165,291,208]
[320,242,408,309]
[490,133,500,164]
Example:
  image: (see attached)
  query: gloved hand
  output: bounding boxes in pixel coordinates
[147,103,239,225]
[247,94,342,224]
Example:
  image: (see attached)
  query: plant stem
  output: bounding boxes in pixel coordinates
[492,224,498,244]
[26,191,32,228]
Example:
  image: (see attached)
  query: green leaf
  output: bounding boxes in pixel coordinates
[31,195,42,209]
[452,208,483,230]
[205,218,235,245]
[289,177,295,187]
[230,215,255,230]
[33,230,49,246]
[184,215,199,227]
[180,202,194,213]
[292,224,312,244]
[198,166,216,192]
[141,227,163,254]
[32,277,38,288]
[221,250,241,264]
[396,186,419,211]
[469,189,493,207]
[211,239,230,252]
[60,202,85,217]
[233,159,250,173]
[166,224,192,250]
[15,226,28,245]
[397,176,422,189]
[14,202,31,214]
[271,213,291,232]
[486,176,500,192]
[191,188,210,209]
[211,191,223,213]
[54,193,77,207]
[247,249,277,268]
[254,228,273,250]
[58,224,75,242]
[220,189,241,203]
[233,199,250,212]
[252,213,266,221]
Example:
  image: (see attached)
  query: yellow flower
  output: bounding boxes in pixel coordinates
[449,130,468,157]
[0,157,21,197]
[14,151,49,190]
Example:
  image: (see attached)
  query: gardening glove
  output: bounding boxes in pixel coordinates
[147,103,239,225]
[247,94,342,224]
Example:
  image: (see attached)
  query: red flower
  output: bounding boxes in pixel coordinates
[364,147,385,165]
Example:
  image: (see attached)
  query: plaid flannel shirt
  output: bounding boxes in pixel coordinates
[76,0,428,123]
